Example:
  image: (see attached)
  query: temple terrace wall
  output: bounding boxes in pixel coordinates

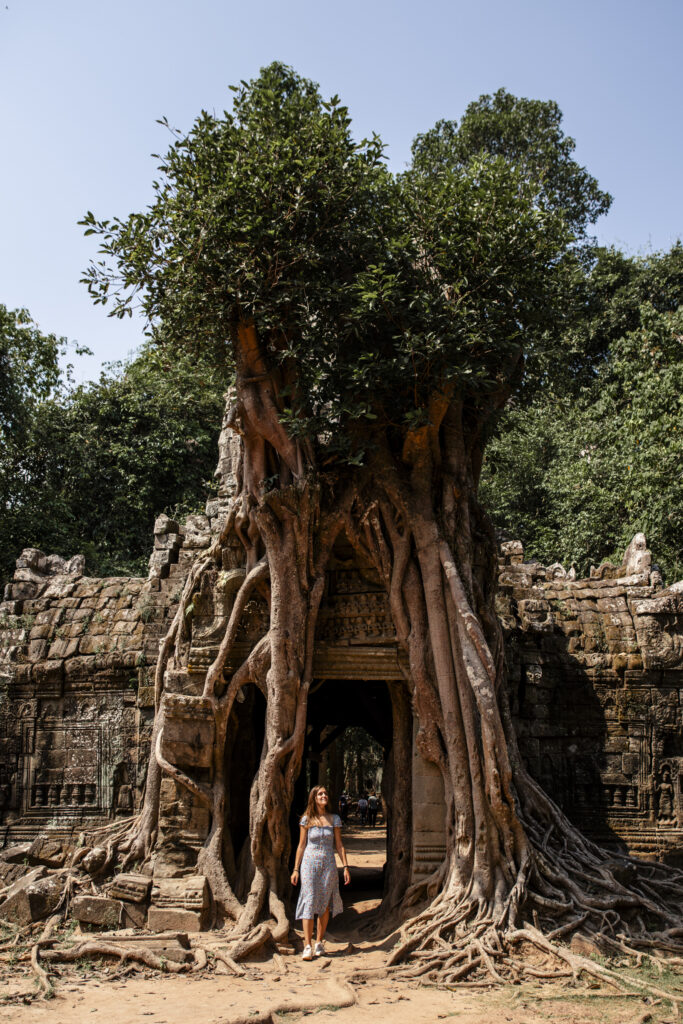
[1,519,683,864]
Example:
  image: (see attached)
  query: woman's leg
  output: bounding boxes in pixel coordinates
[316,907,330,943]
[303,918,314,947]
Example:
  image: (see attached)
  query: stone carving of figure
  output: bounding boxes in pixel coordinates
[657,767,676,824]
[622,532,652,578]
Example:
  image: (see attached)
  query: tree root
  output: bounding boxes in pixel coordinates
[41,939,190,973]
[31,943,53,999]
[380,910,683,1016]
[212,980,356,1024]
[212,948,246,976]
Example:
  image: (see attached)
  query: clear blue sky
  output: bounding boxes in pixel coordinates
[1,0,681,382]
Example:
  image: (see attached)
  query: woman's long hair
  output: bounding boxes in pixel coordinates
[303,784,333,824]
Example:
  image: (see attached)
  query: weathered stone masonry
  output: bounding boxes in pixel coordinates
[498,534,683,862]
[1,411,683,868]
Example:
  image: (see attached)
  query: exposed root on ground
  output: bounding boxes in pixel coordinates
[208,979,356,1024]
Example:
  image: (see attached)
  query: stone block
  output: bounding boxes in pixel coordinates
[82,847,107,875]
[0,842,32,864]
[152,874,209,911]
[120,901,148,929]
[1,872,60,925]
[29,623,51,640]
[147,907,207,932]
[154,533,182,551]
[137,685,155,707]
[27,837,69,868]
[160,694,215,768]
[183,533,211,550]
[33,660,64,686]
[109,872,152,903]
[71,895,122,929]
[6,581,38,601]
[154,515,180,535]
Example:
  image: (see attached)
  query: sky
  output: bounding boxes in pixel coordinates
[1,0,682,383]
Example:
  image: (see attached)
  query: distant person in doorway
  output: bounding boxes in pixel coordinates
[291,785,350,961]
[357,793,368,825]
[367,791,378,827]
[339,792,348,821]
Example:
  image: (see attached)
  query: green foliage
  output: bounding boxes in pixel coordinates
[410,88,611,234]
[0,321,226,582]
[340,726,383,794]
[81,65,608,461]
[481,245,683,581]
[0,306,85,580]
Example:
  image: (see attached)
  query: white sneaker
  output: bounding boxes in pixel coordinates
[302,944,313,961]
[314,941,325,957]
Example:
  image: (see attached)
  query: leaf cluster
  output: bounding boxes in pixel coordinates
[80,65,609,459]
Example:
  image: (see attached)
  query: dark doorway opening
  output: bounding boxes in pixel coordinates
[292,676,413,921]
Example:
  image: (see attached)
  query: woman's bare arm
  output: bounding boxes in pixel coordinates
[334,825,351,885]
[290,825,308,884]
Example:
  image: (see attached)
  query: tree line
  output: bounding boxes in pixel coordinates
[3,243,680,585]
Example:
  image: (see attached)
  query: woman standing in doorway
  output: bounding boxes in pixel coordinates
[291,785,350,960]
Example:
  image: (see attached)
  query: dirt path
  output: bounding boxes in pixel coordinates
[2,826,677,1024]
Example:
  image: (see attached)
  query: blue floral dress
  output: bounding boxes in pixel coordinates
[295,814,343,921]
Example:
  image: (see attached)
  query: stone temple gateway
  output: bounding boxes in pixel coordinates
[2,402,683,897]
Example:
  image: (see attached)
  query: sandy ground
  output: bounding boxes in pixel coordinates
[1,825,678,1024]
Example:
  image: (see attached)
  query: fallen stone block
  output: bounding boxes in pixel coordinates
[109,872,152,903]
[0,842,32,864]
[147,907,207,932]
[27,836,69,868]
[71,895,122,929]
[0,861,24,886]
[1,871,60,925]
[1,864,46,901]
[82,847,107,875]
[152,874,209,911]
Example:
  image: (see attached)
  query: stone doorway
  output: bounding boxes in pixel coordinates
[293,675,413,915]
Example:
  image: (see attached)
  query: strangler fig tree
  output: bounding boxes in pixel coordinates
[79,65,683,982]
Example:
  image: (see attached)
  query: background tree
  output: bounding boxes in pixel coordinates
[0,305,78,578]
[75,64,683,981]
[481,244,683,580]
[0,313,226,581]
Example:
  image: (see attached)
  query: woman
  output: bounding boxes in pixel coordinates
[291,784,350,960]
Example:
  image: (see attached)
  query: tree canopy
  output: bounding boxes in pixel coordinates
[81,63,608,463]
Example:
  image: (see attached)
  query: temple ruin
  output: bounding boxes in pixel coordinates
[2,401,683,901]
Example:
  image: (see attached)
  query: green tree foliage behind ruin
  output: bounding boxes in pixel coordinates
[0,309,226,582]
[480,244,683,581]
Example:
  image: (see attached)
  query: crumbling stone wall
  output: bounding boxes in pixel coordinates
[0,522,200,843]
[499,534,683,861]
[1,395,683,866]
[0,399,239,848]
